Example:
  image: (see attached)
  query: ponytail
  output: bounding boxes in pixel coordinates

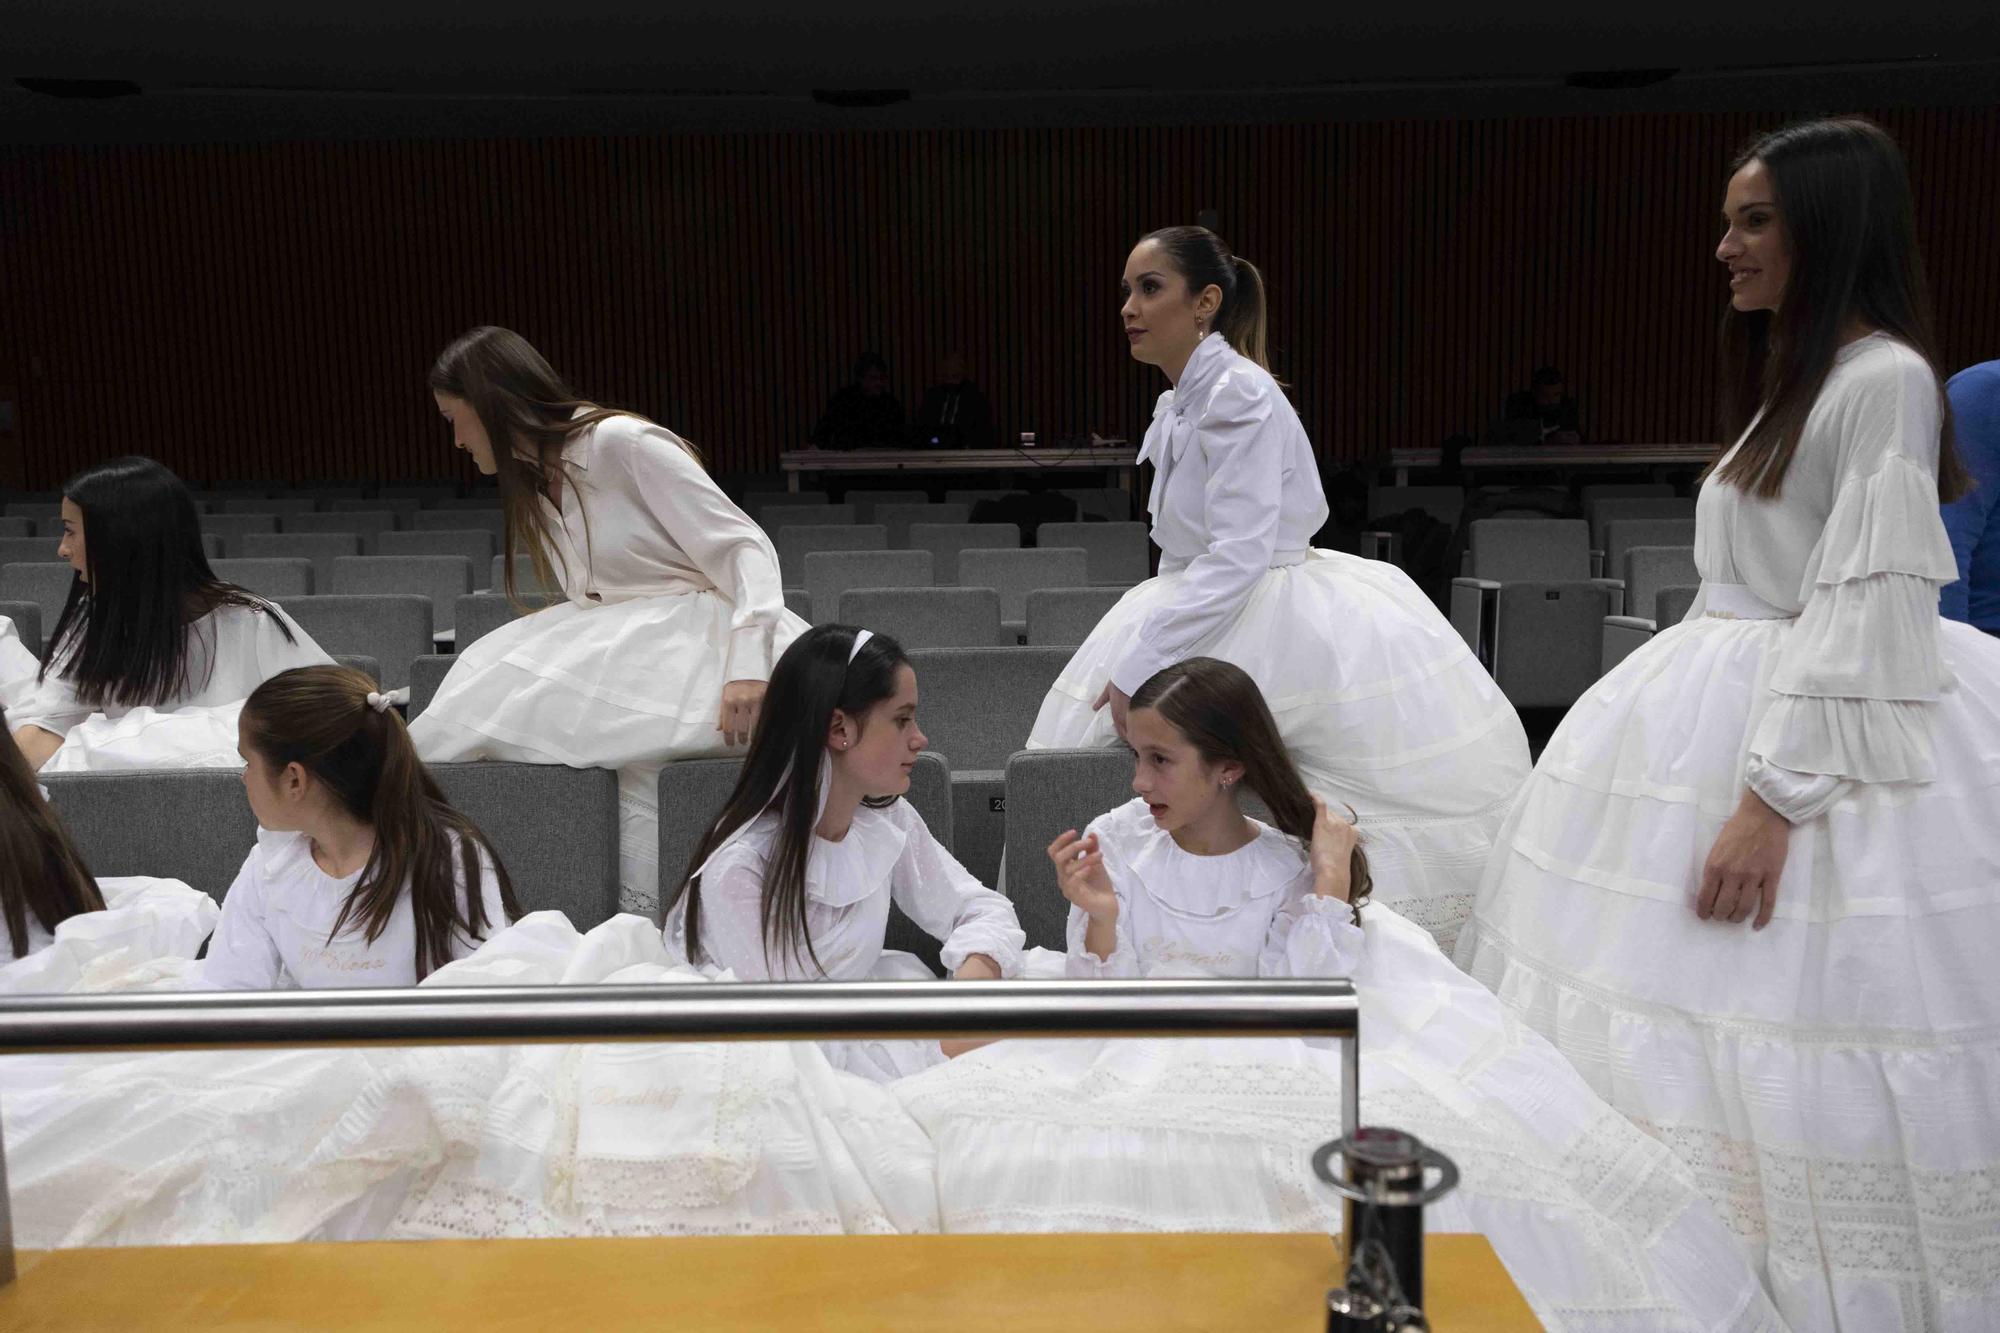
[1140,227,1275,374]
[1220,255,1270,372]
[0,706,105,958]
[240,666,521,977]
[1129,658,1371,916]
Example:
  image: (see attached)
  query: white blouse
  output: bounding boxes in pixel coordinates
[10,601,331,739]
[540,413,788,683]
[201,828,511,990]
[668,797,1026,982]
[0,877,220,993]
[1065,798,1362,979]
[1113,333,1331,694]
[1692,333,1960,821]
[1,615,38,714]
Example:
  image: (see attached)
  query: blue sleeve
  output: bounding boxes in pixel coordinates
[1940,365,2000,623]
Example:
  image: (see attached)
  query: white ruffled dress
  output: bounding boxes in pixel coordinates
[1455,333,2000,1330]
[1,613,40,714]
[407,415,807,917]
[1027,334,1530,951]
[0,876,219,994]
[895,798,1784,1332]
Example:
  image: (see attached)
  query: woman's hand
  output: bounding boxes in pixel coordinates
[1091,681,1132,743]
[1048,829,1119,922]
[716,680,766,747]
[1697,789,1791,930]
[1307,796,1360,902]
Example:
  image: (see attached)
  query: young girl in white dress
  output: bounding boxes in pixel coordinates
[10,457,331,772]
[1027,228,1529,950]
[1456,117,2000,1330]
[203,664,519,989]
[409,327,806,916]
[666,623,1026,1080]
[899,658,1783,1331]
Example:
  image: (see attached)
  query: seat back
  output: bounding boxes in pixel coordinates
[0,537,58,567]
[760,503,857,532]
[1467,518,1591,582]
[1058,487,1134,523]
[378,529,496,586]
[223,496,316,514]
[837,586,1002,648]
[1602,519,1698,581]
[957,547,1092,623]
[903,646,1072,773]
[774,524,888,587]
[1491,581,1614,707]
[874,502,971,547]
[211,558,314,599]
[280,594,433,689]
[1622,546,1699,623]
[1585,496,1696,550]
[803,549,933,624]
[1002,748,1137,949]
[907,523,1021,586]
[201,513,281,551]
[408,510,508,546]
[1657,584,1701,625]
[489,553,567,598]
[1035,521,1151,585]
[0,599,42,654]
[0,562,76,629]
[841,489,929,523]
[282,511,399,550]
[1025,586,1127,646]
[239,532,363,589]
[406,653,455,720]
[0,518,30,539]
[455,590,557,651]
[330,555,475,633]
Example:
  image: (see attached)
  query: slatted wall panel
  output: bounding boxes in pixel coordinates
[1,106,1995,488]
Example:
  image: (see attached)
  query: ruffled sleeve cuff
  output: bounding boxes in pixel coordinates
[938,917,1026,979]
[1062,902,1137,978]
[1260,893,1364,979]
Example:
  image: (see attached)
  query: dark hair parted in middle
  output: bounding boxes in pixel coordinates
[671,624,911,974]
[1139,226,1273,373]
[239,665,520,979]
[42,456,294,709]
[1129,657,1371,919]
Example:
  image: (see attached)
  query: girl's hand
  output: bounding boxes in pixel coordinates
[1048,829,1119,921]
[716,679,766,746]
[1697,789,1791,930]
[1308,797,1360,902]
[1091,681,1133,742]
[952,953,1002,982]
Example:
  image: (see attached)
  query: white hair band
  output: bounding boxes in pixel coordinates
[365,691,393,714]
[848,628,873,664]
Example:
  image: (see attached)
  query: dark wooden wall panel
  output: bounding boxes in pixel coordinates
[2,107,1996,488]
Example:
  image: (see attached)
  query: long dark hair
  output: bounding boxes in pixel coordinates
[429,326,692,606]
[1140,226,1274,373]
[1129,658,1372,918]
[672,625,910,974]
[41,457,294,707]
[0,706,105,958]
[240,665,520,979]
[1714,117,1967,501]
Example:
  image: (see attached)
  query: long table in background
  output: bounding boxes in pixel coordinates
[1387,444,1718,485]
[781,446,1139,494]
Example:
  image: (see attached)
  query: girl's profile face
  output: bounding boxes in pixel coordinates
[1119,239,1214,372]
[1125,706,1240,834]
[236,721,300,833]
[1716,159,1791,314]
[434,391,498,475]
[57,499,86,581]
[830,664,926,798]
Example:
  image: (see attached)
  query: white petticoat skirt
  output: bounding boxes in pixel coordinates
[1028,549,1531,951]
[893,908,1784,1332]
[407,592,807,918]
[1455,597,2000,1331]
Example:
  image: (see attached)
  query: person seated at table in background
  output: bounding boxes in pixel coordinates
[810,352,907,450]
[1497,365,1581,445]
[910,350,996,450]
[1942,358,2000,637]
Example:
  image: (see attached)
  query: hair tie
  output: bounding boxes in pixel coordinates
[847,628,873,664]
[365,690,393,714]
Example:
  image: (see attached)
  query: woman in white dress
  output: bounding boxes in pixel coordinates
[666,624,1027,1080]
[1028,227,1529,950]
[204,664,518,989]
[10,456,331,772]
[409,327,806,916]
[1455,117,2000,1330]
[900,658,1784,1331]
[0,614,38,713]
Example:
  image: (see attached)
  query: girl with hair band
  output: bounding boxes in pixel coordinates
[203,664,520,989]
[0,706,218,991]
[1456,117,2000,1327]
[1026,226,1529,951]
[666,624,1026,1081]
[897,659,1784,1332]
[410,327,805,916]
[10,456,332,772]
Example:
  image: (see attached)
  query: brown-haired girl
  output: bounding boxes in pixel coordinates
[410,327,804,916]
[0,703,108,960]
[204,665,520,989]
[1028,226,1528,951]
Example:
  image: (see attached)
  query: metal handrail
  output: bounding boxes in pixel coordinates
[0,978,1360,1286]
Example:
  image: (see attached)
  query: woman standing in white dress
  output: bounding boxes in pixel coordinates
[902,658,1783,1331]
[1456,117,2000,1330]
[1028,228,1529,949]
[10,457,331,771]
[666,624,1026,1080]
[409,327,806,915]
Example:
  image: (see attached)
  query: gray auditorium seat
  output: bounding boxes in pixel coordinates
[201,512,280,553]
[283,510,399,550]
[432,496,505,511]
[1597,545,1701,675]
[908,522,1021,586]
[1369,484,1466,526]
[760,503,857,532]
[378,529,496,586]
[1579,483,1675,505]
[1601,518,1698,585]
[1463,518,1593,582]
[874,502,970,547]
[281,594,432,690]
[224,495,317,514]
[1025,586,1128,646]
[1451,519,1623,707]
[45,763,620,927]
[330,554,475,636]
[409,509,507,545]
[775,523,887,587]
[212,557,314,599]
[1037,521,1151,585]
[2,503,58,521]
[1657,585,1701,625]
[490,553,567,597]
[1584,496,1696,553]
[783,588,811,621]
[1059,487,1134,524]
[406,653,455,719]
[0,600,42,654]
[944,488,1015,511]
[376,483,464,503]
[1002,748,1137,949]
[0,537,57,567]
[803,549,933,624]
[837,586,1002,648]
[239,532,363,589]
[655,751,954,964]
[325,496,422,521]
[332,653,381,685]
[0,517,32,538]
[454,590,558,651]
[201,533,223,559]
[0,563,75,629]
[741,489,825,511]
[840,489,927,523]
[958,547,1092,641]
[905,645,1072,886]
